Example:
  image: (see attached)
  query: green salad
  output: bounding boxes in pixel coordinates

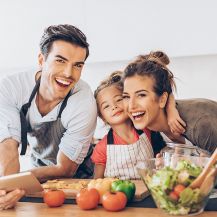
[144,160,208,215]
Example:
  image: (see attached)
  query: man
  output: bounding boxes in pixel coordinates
[0,24,97,209]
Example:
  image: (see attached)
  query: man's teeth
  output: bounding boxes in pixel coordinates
[56,78,71,85]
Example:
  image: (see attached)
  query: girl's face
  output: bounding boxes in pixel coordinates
[97,85,129,126]
[123,75,167,130]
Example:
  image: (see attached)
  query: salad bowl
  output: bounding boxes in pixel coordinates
[136,155,216,215]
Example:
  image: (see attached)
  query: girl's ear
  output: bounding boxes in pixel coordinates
[159,92,169,109]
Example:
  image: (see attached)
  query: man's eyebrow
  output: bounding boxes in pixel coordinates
[55,55,68,61]
[55,55,85,65]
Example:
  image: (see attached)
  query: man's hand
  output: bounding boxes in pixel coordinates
[0,189,25,210]
[0,138,20,176]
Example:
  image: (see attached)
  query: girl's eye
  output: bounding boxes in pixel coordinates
[103,105,109,110]
[116,98,123,102]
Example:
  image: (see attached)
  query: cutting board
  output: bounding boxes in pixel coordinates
[27,179,149,201]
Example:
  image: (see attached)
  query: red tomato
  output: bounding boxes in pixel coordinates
[169,191,179,202]
[76,188,100,210]
[174,184,186,196]
[102,192,127,212]
[43,190,65,207]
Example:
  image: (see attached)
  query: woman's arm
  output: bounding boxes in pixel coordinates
[166,93,186,135]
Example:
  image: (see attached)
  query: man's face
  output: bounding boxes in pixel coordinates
[38,40,86,101]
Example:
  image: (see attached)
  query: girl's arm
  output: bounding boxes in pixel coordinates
[166,93,186,135]
[94,164,105,179]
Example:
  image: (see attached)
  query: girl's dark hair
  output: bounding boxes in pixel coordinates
[39,24,89,60]
[123,51,176,96]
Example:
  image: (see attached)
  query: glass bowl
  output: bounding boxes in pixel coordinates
[136,155,216,215]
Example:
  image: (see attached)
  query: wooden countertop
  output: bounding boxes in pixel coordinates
[0,202,216,217]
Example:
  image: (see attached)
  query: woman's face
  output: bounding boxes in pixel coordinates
[97,85,129,126]
[123,75,166,130]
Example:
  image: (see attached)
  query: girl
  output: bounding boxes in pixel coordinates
[122,51,217,154]
[91,70,184,179]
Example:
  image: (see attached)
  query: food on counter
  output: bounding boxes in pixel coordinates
[142,160,211,215]
[102,191,127,212]
[111,180,136,201]
[87,178,118,202]
[42,179,88,190]
[76,188,100,210]
[43,190,65,207]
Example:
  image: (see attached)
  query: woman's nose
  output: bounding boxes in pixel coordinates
[128,97,136,111]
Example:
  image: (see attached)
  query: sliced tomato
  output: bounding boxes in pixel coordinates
[169,191,179,202]
[174,184,186,196]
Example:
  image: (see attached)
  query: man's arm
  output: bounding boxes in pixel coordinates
[0,139,20,176]
[29,150,79,182]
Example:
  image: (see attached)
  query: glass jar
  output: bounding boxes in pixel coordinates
[161,143,210,158]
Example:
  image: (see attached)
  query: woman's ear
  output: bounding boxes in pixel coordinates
[159,92,169,109]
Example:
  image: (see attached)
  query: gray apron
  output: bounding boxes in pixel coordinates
[20,78,94,178]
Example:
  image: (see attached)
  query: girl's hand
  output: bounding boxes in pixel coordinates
[167,108,186,135]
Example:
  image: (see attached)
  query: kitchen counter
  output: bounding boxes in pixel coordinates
[1,202,216,217]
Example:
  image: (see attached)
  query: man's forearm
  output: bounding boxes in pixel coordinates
[30,163,78,182]
[0,139,20,176]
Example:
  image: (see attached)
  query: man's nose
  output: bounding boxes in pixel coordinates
[63,65,73,77]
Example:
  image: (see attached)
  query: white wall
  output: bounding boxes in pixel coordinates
[0,0,217,69]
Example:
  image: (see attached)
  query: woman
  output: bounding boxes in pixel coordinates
[122,51,217,154]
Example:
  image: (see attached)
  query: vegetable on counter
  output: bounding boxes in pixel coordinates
[111,180,136,201]
[87,178,117,202]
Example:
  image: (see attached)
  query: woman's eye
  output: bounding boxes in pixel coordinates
[138,93,146,98]
[122,95,129,100]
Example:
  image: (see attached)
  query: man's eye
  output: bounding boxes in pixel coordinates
[74,63,83,68]
[56,59,65,63]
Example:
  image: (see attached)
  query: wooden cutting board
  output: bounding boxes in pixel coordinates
[27,179,149,201]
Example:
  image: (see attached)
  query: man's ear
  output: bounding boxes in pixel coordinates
[38,53,44,68]
[159,92,168,109]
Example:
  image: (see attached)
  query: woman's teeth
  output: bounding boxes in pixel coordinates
[132,112,145,120]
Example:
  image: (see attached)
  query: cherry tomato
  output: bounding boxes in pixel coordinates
[102,191,127,212]
[76,188,100,210]
[174,184,185,196]
[43,190,65,207]
[169,191,179,202]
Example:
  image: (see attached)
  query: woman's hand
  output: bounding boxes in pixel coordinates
[0,189,25,210]
[167,107,186,135]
